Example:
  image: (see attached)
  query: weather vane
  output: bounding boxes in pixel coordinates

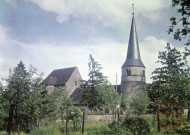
[132,4,134,15]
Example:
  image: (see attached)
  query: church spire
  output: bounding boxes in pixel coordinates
[122,8,145,68]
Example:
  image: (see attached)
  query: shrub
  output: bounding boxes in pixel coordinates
[0,131,8,135]
[122,116,151,135]
[85,121,111,135]
[129,90,150,116]
[110,122,131,135]
[176,121,190,134]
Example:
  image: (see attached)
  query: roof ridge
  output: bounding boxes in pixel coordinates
[43,67,78,86]
[53,67,77,71]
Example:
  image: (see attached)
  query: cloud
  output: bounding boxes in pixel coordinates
[0,23,186,85]
[5,0,17,7]
[0,0,183,85]
[29,0,72,22]
[28,0,170,24]
[0,24,9,43]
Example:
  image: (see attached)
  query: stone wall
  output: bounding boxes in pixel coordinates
[86,115,125,122]
[66,67,83,96]
[86,114,152,122]
[121,81,146,99]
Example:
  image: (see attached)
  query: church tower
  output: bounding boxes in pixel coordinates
[121,13,146,99]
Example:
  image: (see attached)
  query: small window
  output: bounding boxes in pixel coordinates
[75,81,78,86]
[127,69,131,76]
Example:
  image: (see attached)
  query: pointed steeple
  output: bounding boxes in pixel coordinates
[122,14,145,68]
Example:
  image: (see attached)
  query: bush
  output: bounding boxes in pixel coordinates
[122,116,151,135]
[0,131,8,135]
[129,90,150,115]
[176,121,190,134]
[110,122,131,135]
[87,122,111,135]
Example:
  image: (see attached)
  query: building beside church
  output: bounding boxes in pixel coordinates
[43,67,83,102]
[121,14,146,99]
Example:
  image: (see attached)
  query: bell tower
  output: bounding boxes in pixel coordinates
[121,10,146,99]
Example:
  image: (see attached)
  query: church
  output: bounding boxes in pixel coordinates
[120,13,146,99]
[43,13,146,101]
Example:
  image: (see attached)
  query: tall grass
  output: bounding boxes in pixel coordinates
[29,121,111,135]
[1,117,189,135]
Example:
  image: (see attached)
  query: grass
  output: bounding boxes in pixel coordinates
[1,117,190,135]
[30,121,111,135]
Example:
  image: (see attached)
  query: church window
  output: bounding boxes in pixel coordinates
[127,69,131,76]
[75,81,77,86]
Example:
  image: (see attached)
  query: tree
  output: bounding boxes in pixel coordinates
[1,61,49,134]
[129,90,150,116]
[0,83,8,131]
[88,54,108,87]
[168,0,190,46]
[68,107,82,131]
[81,55,119,111]
[120,96,129,115]
[148,43,190,109]
[51,87,73,125]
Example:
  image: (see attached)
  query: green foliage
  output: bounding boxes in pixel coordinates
[0,61,50,133]
[49,87,73,120]
[0,131,8,135]
[177,121,190,134]
[109,123,129,135]
[87,122,111,135]
[96,85,120,111]
[68,107,82,131]
[122,116,151,135]
[88,54,108,87]
[148,43,190,111]
[108,121,130,135]
[120,96,129,115]
[0,84,8,130]
[168,0,190,46]
[30,122,63,135]
[13,117,188,135]
[129,90,150,115]
[81,54,120,111]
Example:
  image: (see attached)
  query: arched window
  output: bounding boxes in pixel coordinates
[127,69,131,76]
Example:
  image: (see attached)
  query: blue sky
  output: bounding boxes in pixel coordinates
[0,0,185,84]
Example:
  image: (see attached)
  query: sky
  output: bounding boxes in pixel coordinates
[0,0,186,85]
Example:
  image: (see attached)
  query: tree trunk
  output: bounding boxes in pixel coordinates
[82,111,85,135]
[157,109,160,132]
[17,124,20,135]
[115,108,117,120]
[7,104,15,135]
[66,107,69,135]
[117,110,120,122]
[37,118,40,128]
[62,114,64,127]
[73,122,76,131]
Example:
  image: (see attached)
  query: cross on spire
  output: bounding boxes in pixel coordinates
[132,4,134,16]
[122,6,145,68]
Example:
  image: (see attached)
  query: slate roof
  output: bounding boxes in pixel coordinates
[43,67,76,86]
[122,15,145,68]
